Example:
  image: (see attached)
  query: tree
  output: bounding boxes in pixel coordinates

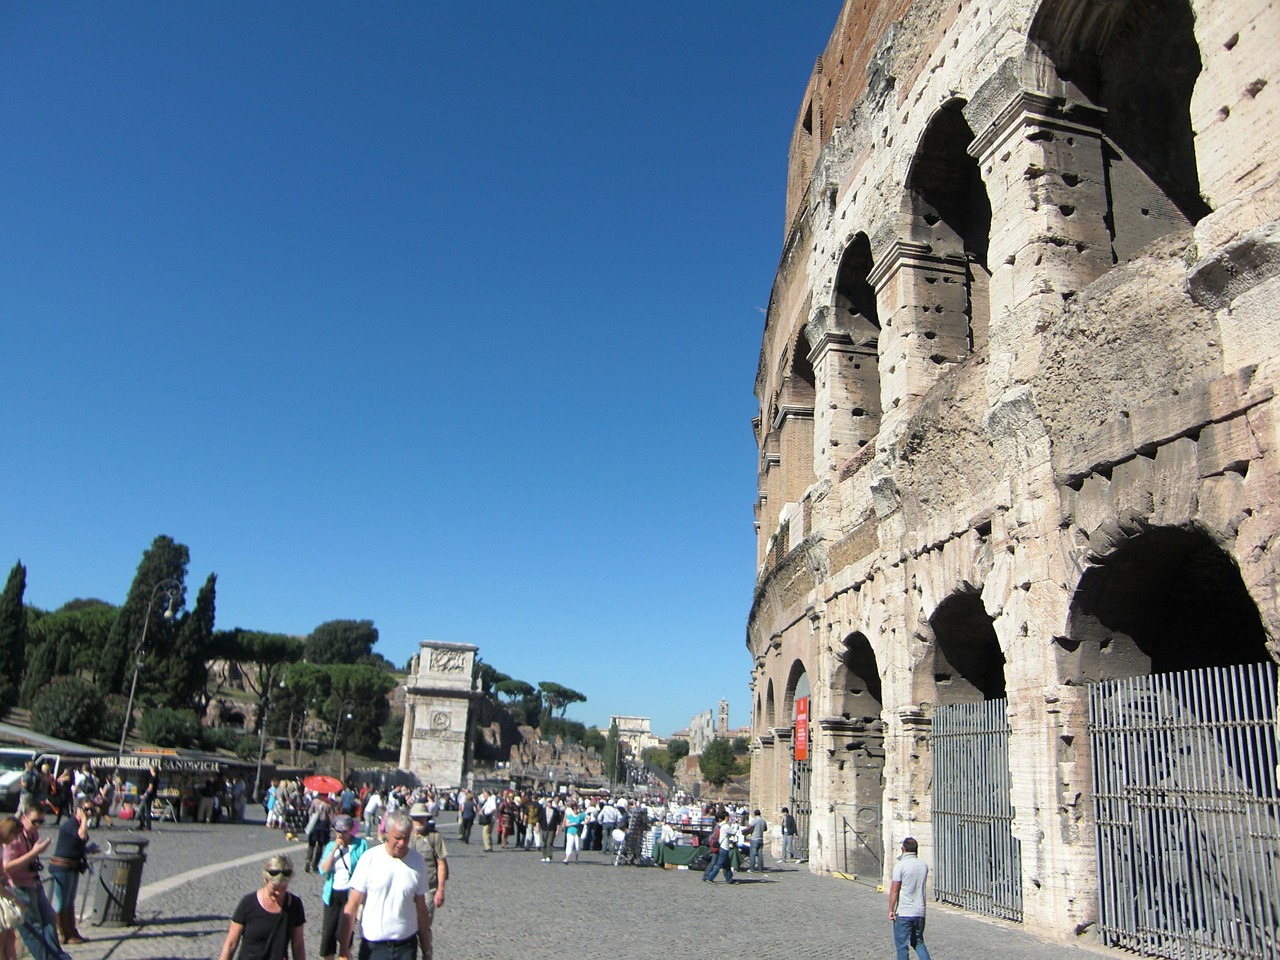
[473,659,509,696]
[151,573,216,710]
[304,620,378,665]
[582,726,606,754]
[699,737,740,786]
[270,661,331,765]
[643,747,675,776]
[323,664,397,757]
[101,536,190,696]
[668,738,690,762]
[30,676,105,743]
[211,629,305,735]
[138,706,201,748]
[0,562,28,706]
[604,719,620,784]
[537,681,586,720]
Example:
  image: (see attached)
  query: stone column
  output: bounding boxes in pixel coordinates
[807,307,881,476]
[967,89,1112,393]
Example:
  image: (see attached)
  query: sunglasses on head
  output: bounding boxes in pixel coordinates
[266,869,293,878]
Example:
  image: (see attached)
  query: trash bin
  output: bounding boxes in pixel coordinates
[92,837,149,926]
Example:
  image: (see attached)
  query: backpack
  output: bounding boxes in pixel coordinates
[707,826,721,854]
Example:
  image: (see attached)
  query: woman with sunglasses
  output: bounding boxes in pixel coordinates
[0,807,69,960]
[218,855,306,960]
[49,801,95,944]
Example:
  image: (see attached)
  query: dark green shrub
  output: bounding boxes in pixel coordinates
[200,725,241,751]
[102,693,132,743]
[138,706,201,748]
[0,677,16,718]
[30,676,105,743]
[234,735,263,762]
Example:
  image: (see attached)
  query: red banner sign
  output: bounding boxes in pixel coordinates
[794,696,809,761]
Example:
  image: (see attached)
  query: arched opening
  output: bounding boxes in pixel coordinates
[907,102,992,356]
[833,234,882,450]
[1061,527,1269,680]
[1063,528,1277,957]
[784,660,813,860]
[930,591,1007,702]
[1030,0,1210,262]
[765,679,776,728]
[832,632,886,881]
[835,631,883,721]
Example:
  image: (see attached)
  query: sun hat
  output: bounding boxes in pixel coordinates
[408,802,431,819]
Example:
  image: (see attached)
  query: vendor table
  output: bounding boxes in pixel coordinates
[651,843,740,870]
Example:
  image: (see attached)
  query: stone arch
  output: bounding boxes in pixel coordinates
[905,100,992,356]
[783,657,810,722]
[765,678,777,728]
[929,590,1007,703]
[831,233,882,451]
[1028,0,1210,262]
[833,631,883,722]
[1060,527,1273,682]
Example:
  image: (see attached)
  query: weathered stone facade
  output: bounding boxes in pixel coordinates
[748,0,1279,947]
[399,640,481,788]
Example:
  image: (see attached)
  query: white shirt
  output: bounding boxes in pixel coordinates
[349,844,429,941]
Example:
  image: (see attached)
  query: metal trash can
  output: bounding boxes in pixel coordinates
[92,837,149,926]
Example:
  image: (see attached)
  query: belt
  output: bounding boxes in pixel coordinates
[50,857,81,868]
[364,935,417,946]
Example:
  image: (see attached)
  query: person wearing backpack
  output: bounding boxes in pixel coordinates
[702,811,738,884]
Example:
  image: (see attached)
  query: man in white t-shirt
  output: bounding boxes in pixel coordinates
[888,836,932,960]
[338,810,431,960]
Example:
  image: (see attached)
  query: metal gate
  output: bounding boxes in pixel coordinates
[839,804,883,880]
[790,758,811,861]
[1088,662,1279,960]
[932,699,1023,921]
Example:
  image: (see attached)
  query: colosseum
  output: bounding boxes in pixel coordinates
[746,2,1278,957]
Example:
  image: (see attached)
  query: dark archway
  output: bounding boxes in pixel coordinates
[930,591,1006,702]
[1062,527,1269,680]
[836,631,883,721]
[1030,0,1210,260]
[833,234,882,449]
[906,102,992,354]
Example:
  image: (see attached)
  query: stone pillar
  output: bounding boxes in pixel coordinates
[807,307,881,475]
[967,90,1112,393]
[776,380,816,507]
[401,640,480,787]
[869,240,971,443]
[816,715,886,880]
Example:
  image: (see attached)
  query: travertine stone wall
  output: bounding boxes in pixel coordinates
[748,0,1279,945]
[400,640,480,788]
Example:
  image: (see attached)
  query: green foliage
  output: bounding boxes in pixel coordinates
[643,747,675,776]
[698,737,741,786]
[582,726,606,753]
[234,735,263,761]
[323,663,397,755]
[381,709,404,752]
[603,720,620,783]
[473,659,509,696]
[199,724,241,751]
[19,631,69,708]
[30,676,105,743]
[149,573,216,710]
[537,681,586,719]
[212,629,305,734]
[103,694,132,742]
[540,716,587,744]
[304,619,378,665]
[101,536,190,696]
[731,736,749,754]
[138,706,202,748]
[494,678,535,701]
[0,677,17,718]
[0,562,29,692]
[668,738,690,762]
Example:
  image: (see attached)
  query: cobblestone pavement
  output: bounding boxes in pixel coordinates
[58,814,1111,960]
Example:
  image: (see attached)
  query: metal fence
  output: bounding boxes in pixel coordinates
[932,699,1023,921]
[839,806,883,882]
[1088,662,1279,960]
[791,758,811,860]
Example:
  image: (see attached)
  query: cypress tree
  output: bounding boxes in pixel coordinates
[100,536,189,696]
[0,561,28,689]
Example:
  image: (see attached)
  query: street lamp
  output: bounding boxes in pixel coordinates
[116,578,183,763]
[252,678,286,804]
[330,699,355,780]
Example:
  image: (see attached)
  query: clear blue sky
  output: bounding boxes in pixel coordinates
[0,2,840,737]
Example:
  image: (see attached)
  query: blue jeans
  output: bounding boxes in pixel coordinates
[12,884,71,960]
[748,839,764,871]
[781,834,796,860]
[358,934,419,960]
[893,915,931,960]
[703,848,734,883]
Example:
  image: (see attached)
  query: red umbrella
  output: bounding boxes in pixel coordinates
[302,775,343,795]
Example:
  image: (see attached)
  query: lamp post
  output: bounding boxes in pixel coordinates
[330,699,355,780]
[116,578,183,763]
[252,678,285,805]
